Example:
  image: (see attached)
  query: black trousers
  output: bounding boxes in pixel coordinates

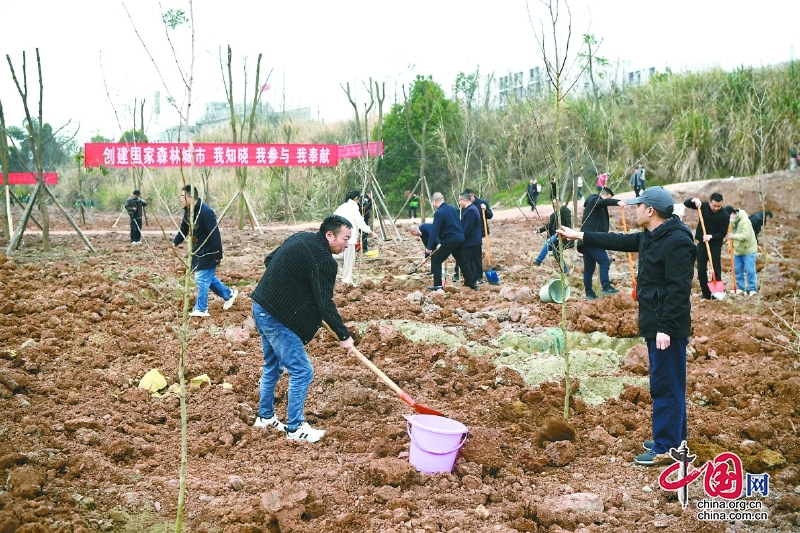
[697,243,722,296]
[130,216,142,242]
[431,242,475,287]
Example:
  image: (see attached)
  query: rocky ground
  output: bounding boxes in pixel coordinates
[1,172,799,533]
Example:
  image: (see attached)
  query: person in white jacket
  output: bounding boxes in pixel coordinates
[333,190,377,285]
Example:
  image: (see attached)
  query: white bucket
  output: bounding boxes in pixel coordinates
[539,278,571,303]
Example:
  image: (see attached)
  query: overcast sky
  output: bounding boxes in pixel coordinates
[1,0,796,144]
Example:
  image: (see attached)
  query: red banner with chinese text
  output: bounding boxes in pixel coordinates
[337,141,384,159]
[3,172,59,185]
[84,143,339,168]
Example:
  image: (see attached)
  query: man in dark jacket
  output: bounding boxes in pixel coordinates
[684,193,728,300]
[533,198,572,273]
[249,215,355,443]
[173,185,238,317]
[558,187,696,465]
[426,192,477,291]
[124,189,147,245]
[526,179,540,211]
[749,210,773,241]
[458,192,482,282]
[579,187,623,299]
[361,191,374,253]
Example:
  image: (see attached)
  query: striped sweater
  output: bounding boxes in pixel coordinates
[250,231,350,344]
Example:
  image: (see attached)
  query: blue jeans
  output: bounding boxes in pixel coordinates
[734,253,757,292]
[193,265,232,312]
[647,337,688,455]
[253,302,314,432]
[536,235,569,273]
[582,246,612,296]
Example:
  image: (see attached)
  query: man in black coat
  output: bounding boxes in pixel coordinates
[579,187,623,299]
[124,189,147,245]
[684,193,728,300]
[173,185,238,317]
[558,187,696,465]
[533,198,572,273]
[249,215,355,443]
[749,210,773,241]
[426,192,477,291]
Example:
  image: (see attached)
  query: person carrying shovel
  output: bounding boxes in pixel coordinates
[250,215,355,443]
[557,187,696,465]
[683,193,729,300]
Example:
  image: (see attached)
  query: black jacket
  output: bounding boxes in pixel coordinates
[581,194,619,233]
[250,231,349,344]
[173,200,223,272]
[684,200,729,246]
[473,197,493,236]
[428,203,464,249]
[583,216,696,339]
[125,196,147,218]
[538,206,572,237]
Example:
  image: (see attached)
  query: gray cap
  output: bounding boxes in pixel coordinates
[626,186,674,213]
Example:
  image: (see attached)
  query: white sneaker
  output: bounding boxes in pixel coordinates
[286,422,325,443]
[253,415,286,432]
[189,309,210,317]
[223,288,238,310]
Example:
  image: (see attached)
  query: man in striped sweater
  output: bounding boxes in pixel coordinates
[250,215,355,443]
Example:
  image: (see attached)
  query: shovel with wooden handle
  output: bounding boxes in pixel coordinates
[408,244,440,274]
[697,207,726,299]
[321,321,444,417]
[620,206,638,301]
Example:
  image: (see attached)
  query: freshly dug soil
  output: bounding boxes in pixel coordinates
[1,172,799,532]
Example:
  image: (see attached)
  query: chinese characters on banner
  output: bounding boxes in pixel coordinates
[84,143,339,168]
[4,172,59,185]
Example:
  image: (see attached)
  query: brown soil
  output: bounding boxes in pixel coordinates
[1,172,799,533]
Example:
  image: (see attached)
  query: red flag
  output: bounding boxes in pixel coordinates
[261,83,271,92]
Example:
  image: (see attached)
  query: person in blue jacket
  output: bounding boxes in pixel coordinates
[558,187,696,466]
[426,192,477,291]
[173,185,238,317]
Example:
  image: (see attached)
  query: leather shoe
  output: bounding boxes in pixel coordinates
[452,275,460,282]
[427,285,443,291]
[469,283,479,291]
[601,287,620,296]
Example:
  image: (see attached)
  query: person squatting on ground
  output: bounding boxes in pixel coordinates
[684,193,728,300]
[172,185,238,318]
[578,187,623,299]
[629,163,646,197]
[125,189,147,245]
[426,192,478,291]
[333,190,377,286]
[533,197,572,273]
[457,192,482,284]
[526,179,541,211]
[558,187,696,465]
[250,215,355,443]
[726,207,758,296]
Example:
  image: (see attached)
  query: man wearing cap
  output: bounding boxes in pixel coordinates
[124,189,147,245]
[684,193,728,300]
[557,187,696,466]
[579,187,623,299]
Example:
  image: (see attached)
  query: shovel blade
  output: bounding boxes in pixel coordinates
[400,391,443,416]
[485,269,500,285]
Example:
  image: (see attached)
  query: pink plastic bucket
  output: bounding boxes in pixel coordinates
[407,414,468,473]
